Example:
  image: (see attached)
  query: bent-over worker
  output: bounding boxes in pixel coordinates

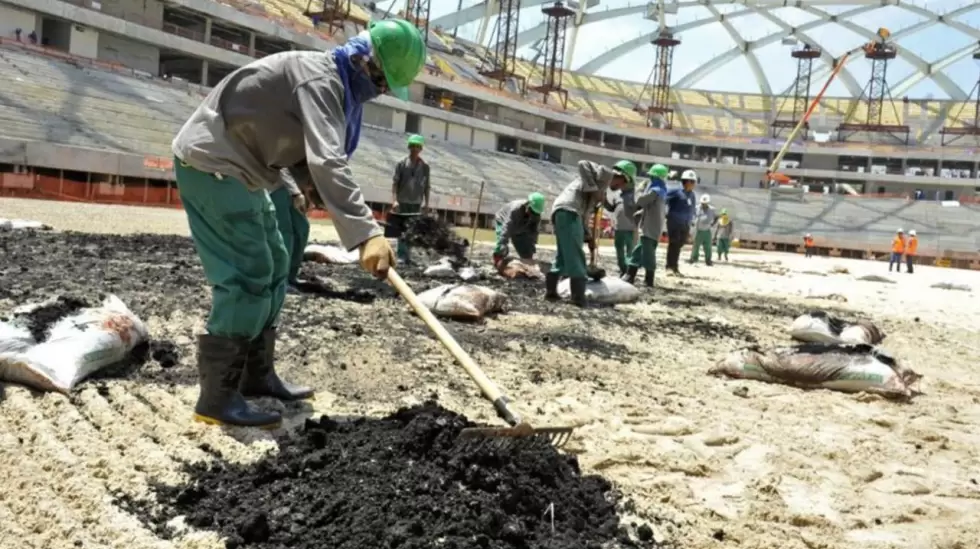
[492,192,545,265]
[714,208,733,261]
[623,164,667,288]
[689,194,717,265]
[171,21,426,429]
[269,169,312,293]
[546,159,636,306]
[665,170,697,276]
[603,180,637,276]
[391,133,431,265]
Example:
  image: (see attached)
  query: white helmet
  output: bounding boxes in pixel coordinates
[897,228,904,233]
[681,169,698,182]
[700,194,711,204]
[909,229,916,236]
[805,233,811,238]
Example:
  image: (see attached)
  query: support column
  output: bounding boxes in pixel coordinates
[203,17,212,44]
[248,32,256,56]
[201,60,209,86]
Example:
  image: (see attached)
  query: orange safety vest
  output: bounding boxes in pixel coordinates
[907,237,918,256]
[892,236,905,254]
[804,237,814,247]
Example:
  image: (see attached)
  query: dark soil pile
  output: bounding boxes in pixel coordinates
[402,216,469,262]
[120,402,658,549]
[16,295,90,341]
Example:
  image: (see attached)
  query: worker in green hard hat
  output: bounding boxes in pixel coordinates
[492,192,546,267]
[391,133,431,265]
[171,19,427,429]
[547,159,636,306]
[623,164,668,288]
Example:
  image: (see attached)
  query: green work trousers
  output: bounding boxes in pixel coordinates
[628,236,658,274]
[395,203,422,262]
[550,210,588,279]
[175,159,288,340]
[493,221,536,259]
[716,237,731,260]
[614,230,635,273]
[690,229,713,263]
[270,187,311,284]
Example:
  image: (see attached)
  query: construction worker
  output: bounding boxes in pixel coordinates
[492,192,545,265]
[171,21,426,428]
[804,233,815,258]
[623,164,667,288]
[689,194,717,265]
[546,159,636,306]
[603,178,637,276]
[665,169,697,275]
[889,228,906,272]
[391,133,431,265]
[269,169,312,293]
[714,208,733,261]
[905,229,918,274]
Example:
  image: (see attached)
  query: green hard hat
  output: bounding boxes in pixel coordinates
[648,164,669,178]
[368,19,427,101]
[527,192,545,214]
[720,208,728,215]
[613,160,637,185]
[407,134,424,146]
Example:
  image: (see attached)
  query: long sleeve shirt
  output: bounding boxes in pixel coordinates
[551,160,617,219]
[392,157,430,205]
[665,188,696,226]
[604,189,637,232]
[494,199,541,248]
[172,51,379,251]
[633,178,666,239]
[693,206,718,231]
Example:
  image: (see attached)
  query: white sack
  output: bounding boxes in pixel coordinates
[423,258,458,279]
[303,244,359,265]
[416,284,507,320]
[495,257,544,280]
[458,267,481,282]
[0,218,51,231]
[789,311,885,345]
[0,295,149,393]
[557,277,641,305]
[710,343,919,399]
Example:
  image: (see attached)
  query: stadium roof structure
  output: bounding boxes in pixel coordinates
[429,0,980,99]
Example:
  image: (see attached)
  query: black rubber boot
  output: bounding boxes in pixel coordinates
[241,328,315,401]
[622,266,638,284]
[193,334,282,429]
[644,271,655,288]
[544,272,560,300]
[570,277,588,307]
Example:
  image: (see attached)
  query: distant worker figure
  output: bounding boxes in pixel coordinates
[689,194,717,265]
[905,229,918,274]
[603,177,637,276]
[889,228,906,272]
[546,160,636,306]
[492,192,545,266]
[391,133,431,265]
[170,21,426,428]
[269,169,311,293]
[623,164,668,288]
[665,169,697,276]
[804,233,815,258]
[714,208,733,261]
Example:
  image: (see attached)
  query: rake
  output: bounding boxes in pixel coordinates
[387,268,574,450]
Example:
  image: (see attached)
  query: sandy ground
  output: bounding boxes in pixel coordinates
[1,197,979,549]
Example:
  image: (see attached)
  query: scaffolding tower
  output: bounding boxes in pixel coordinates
[837,28,910,144]
[632,29,680,129]
[303,0,355,36]
[479,0,526,94]
[940,45,980,146]
[530,2,575,108]
[405,0,431,43]
[771,44,820,138]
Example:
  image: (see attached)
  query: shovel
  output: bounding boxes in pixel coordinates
[386,268,574,449]
[586,207,606,281]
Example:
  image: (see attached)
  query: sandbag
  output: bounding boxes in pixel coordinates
[0,218,51,231]
[0,295,149,393]
[496,257,544,280]
[415,285,507,321]
[423,258,482,282]
[789,310,885,345]
[557,277,641,304]
[710,343,919,399]
[303,244,359,265]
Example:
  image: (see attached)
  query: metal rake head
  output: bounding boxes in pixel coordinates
[456,424,575,452]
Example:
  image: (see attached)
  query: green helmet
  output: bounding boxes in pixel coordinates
[368,19,427,101]
[527,192,545,215]
[407,134,424,147]
[613,160,637,186]
[648,164,668,178]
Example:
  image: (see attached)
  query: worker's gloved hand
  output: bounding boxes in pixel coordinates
[359,235,395,280]
[292,193,308,214]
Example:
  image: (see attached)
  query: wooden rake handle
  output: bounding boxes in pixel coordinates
[386,269,521,426]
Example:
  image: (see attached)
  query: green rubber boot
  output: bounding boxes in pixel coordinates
[240,328,315,401]
[193,334,282,429]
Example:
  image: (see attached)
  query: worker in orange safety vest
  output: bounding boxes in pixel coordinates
[888,228,906,272]
[803,233,815,258]
[905,229,918,274]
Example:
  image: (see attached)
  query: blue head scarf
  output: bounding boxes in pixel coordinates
[332,33,382,158]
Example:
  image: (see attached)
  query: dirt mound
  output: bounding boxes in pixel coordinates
[120,402,657,549]
[402,216,469,262]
